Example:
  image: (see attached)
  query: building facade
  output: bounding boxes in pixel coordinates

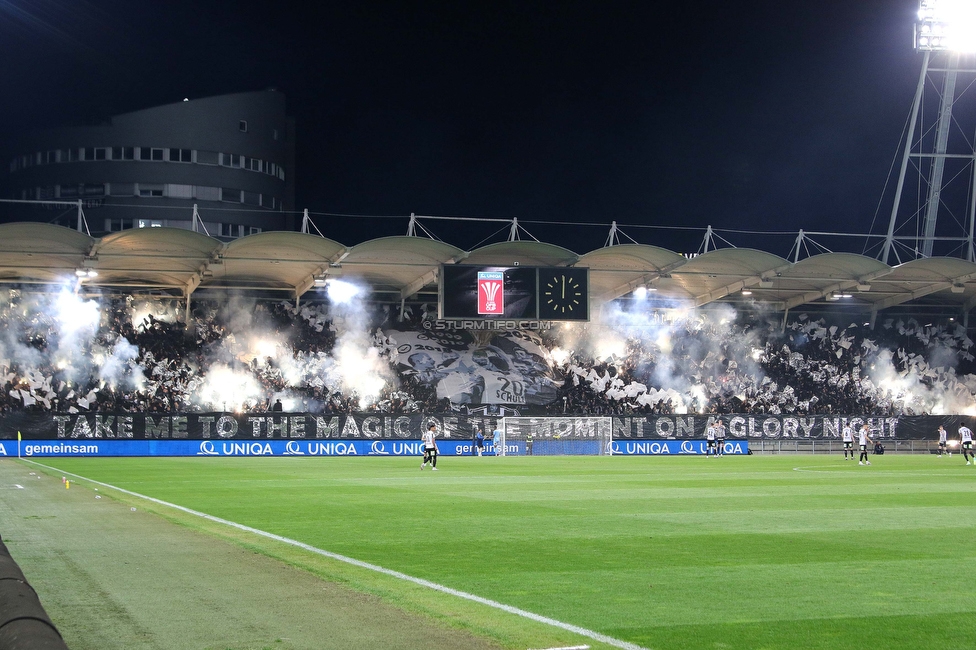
[3,90,296,238]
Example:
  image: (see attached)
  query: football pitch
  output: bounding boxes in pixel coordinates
[5,453,976,650]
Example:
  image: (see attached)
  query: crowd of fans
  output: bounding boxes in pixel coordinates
[545,312,976,416]
[2,288,975,416]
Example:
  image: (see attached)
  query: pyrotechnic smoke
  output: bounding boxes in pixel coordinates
[95,336,145,391]
[321,279,395,408]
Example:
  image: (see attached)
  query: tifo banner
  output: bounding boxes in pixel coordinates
[388,327,560,405]
[0,412,968,441]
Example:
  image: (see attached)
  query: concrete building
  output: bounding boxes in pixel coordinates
[2,90,295,239]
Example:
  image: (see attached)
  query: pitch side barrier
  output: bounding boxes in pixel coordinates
[0,534,69,650]
[0,413,962,457]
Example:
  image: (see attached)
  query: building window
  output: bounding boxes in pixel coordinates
[219,223,241,238]
[82,184,105,196]
[45,151,57,164]
[248,226,262,235]
[239,120,247,133]
[38,186,56,200]
[112,146,135,160]
[221,188,241,203]
[197,150,218,165]
[109,183,135,196]
[138,147,164,161]
[193,186,220,201]
[106,218,131,232]
[138,184,164,197]
[165,184,193,199]
[59,185,79,198]
[95,148,107,160]
[137,219,163,228]
[169,148,192,162]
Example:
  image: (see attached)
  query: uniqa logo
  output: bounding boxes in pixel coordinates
[680,441,699,454]
[608,441,622,455]
[283,441,305,455]
[197,441,219,456]
[221,442,274,456]
[624,442,673,454]
[306,442,358,456]
[368,441,389,455]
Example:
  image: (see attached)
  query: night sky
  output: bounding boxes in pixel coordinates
[0,1,925,255]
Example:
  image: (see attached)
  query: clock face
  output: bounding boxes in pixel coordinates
[540,269,588,320]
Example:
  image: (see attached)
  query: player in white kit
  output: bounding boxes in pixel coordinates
[937,425,948,457]
[858,424,872,465]
[959,423,974,465]
[842,424,855,460]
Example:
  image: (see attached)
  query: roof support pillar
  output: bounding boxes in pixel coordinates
[793,230,804,263]
[191,204,211,236]
[883,50,929,264]
[969,160,976,262]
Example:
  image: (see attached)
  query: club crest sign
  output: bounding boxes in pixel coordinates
[477,271,504,315]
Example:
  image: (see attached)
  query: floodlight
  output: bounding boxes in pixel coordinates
[74,269,87,277]
[633,286,648,299]
[740,289,752,296]
[951,283,965,293]
[915,0,976,52]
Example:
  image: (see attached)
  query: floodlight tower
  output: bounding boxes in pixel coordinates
[882,0,976,263]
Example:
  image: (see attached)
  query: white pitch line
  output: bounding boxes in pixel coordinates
[26,460,648,650]
[529,645,591,650]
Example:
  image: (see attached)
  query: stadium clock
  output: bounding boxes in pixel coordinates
[539,268,588,321]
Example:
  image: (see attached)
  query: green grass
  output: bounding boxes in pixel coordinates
[32,454,976,649]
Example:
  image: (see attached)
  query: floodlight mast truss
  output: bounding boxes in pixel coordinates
[883,2,976,264]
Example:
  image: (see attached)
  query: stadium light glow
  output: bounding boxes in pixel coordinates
[325,279,361,304]
[634,286,648,299]
[915,0,976,52]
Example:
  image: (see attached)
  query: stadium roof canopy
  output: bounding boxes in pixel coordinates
[2,223,976,320]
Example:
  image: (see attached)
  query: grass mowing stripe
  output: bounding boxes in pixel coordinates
[27,459,648,650]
